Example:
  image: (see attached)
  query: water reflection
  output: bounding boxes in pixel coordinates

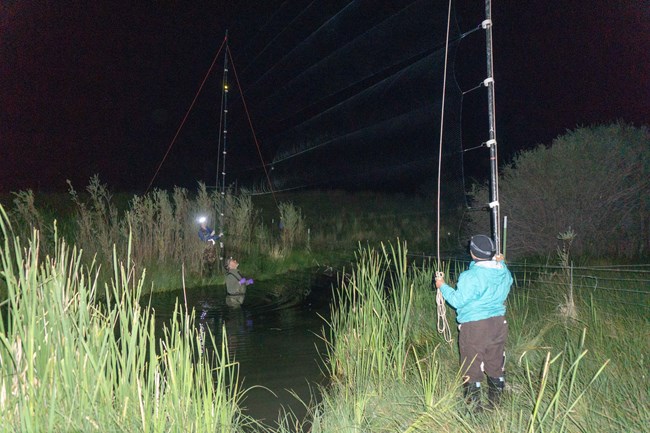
[147,270,334,426]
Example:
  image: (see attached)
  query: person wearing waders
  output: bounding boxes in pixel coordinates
[224,258,254,307]
[435,234,512,412]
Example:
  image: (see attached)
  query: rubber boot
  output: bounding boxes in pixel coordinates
[463,381,483,413]
[487,376,505,409]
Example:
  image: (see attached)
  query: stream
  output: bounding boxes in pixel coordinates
[146,269,337,427]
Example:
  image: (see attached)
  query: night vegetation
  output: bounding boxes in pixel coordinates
[1,123,648,432]
[1,226,646,432]
[1,179,445,295]
[467,122,650,259]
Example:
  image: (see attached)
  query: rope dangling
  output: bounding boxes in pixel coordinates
[433,0,454,344]
[435,269,452,343]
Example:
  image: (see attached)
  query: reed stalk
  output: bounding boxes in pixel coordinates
[0,205,248,432]
[225,194,257,256]
[278,202,306,255]
[307,242,637,433]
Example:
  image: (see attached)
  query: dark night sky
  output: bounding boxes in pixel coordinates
[1,1,648,194]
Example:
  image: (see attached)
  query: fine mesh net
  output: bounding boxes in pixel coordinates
[235,0,466,201]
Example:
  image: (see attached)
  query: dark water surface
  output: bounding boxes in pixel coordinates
[146,269,336,426]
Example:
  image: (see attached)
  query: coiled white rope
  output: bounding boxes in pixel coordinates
[436,275,452,343]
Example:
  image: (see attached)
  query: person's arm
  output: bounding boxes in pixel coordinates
[232,270,253,286]
[437,272,478,309]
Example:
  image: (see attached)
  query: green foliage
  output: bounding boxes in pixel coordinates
[4,183,455,292]
[296,245,647,433]
[278,202,306,253]
[60,179,307,287]
[468,122,650,259]
[0,206,249,432]
[8,190,45,246]
[67,174,123,265]
[317,242,462,432]
[265,190,447,254]
[2,197,646,432]
[552,229,578,320]
[226,193,257,256]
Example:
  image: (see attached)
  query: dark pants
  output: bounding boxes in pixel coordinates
[458,315,508,383]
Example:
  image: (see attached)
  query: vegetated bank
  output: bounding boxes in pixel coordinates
[2,123,647,431]
[275,242,648,433]
[1,219,646,432]
[1,180,460,296]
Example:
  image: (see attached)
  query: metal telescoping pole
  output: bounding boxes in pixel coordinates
[484,0,501,253]
[219,31,229,262]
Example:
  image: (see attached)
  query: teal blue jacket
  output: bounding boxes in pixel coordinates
[439,260,512,323]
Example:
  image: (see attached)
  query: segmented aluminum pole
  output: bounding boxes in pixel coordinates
[219,31,229,260]
[484,0,501,252]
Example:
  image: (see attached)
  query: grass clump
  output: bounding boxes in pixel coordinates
[0,205,251,432]
[4,181,457,293]
[281,243,648,433]
[1,192,646,432]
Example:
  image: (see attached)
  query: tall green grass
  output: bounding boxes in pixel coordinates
[287,243,648,433]
[10,178,318,290]
[2,191,646,432]
[6,181,459,293]
[0,206,252,432]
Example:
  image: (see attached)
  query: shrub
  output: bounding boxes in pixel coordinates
[278,202,306,253]
[468,122,650,258]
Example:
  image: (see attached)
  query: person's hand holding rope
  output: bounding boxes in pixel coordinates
[434,270,452,342]
[435,271,445,289]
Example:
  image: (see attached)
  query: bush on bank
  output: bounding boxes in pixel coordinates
[467,122,650,259]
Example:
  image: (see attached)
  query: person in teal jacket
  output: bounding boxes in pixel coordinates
[435,234,513,412]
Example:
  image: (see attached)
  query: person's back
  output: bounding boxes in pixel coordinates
[435,234,513,412]
[451,259,512,323]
